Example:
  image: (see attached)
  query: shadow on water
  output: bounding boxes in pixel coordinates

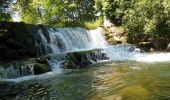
[0,69,96,100]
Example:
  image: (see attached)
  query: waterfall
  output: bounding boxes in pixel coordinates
[0,27,109,79]
[0,27,139,79]
[37,27,107,54]
[88,27,107,48]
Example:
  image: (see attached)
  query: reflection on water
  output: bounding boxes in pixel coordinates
[0,62,170,100]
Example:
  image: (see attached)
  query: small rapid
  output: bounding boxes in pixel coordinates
[131,53,170,62]
[105,44,170,62]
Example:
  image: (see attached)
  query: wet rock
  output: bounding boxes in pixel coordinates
[166,43,170,52]
[61,49,109,68]
[0,21,41,61]
[0,31,11,40]
[6,39,23,50]
[33,63,51,75]
[66,51,93,67]
[60,60,79,69]
[0,49,19,61]
[36,57,48,64]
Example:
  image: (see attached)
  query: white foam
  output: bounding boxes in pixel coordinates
[1,71,62,83]
[131,53,170,62]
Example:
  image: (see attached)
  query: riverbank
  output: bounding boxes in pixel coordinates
[101,24,170,52]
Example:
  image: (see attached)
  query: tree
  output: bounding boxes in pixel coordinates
[15,0,96,26]
[94,0,170,43]
[0,0,12,21]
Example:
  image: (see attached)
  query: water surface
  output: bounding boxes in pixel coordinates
[1,61,170,100]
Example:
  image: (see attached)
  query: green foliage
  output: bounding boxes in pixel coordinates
[0,0,12,21]
[0,13,12,21]
[95,0,170,43]
[84,17,102,29]
[15,0,96,27]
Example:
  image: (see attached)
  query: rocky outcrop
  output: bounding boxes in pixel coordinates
[101,25,127,45]
[0,57,52,78]
[48,49,109,69]
[33,57,51,75]
[0,21,51,62]
[0,21,37,62]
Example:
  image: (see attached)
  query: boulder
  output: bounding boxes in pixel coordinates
[63,49,109,68]
[60,60,80,69]
[36,57,48,64]
[0,21,43,62]
[33,63,51,75]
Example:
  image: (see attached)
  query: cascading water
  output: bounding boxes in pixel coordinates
[1,26,170,80]
[38,27,107,54]
[37,27,109,72]
[104,44,140,61]
[88,27,107,48]
[0,64,34,79]
[0,27,109,79]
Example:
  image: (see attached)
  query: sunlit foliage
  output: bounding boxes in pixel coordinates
[95,0,170,42]
[15,0,96,27]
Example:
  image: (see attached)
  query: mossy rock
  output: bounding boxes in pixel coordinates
[107,38,117,45]
[60,60,80,69]
[33,63,51,75]
[66,49,103,67]
[48,49,109,69]
[66,51,93,67]
[36,57,48,64]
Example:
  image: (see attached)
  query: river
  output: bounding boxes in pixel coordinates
[0,59,170,100]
